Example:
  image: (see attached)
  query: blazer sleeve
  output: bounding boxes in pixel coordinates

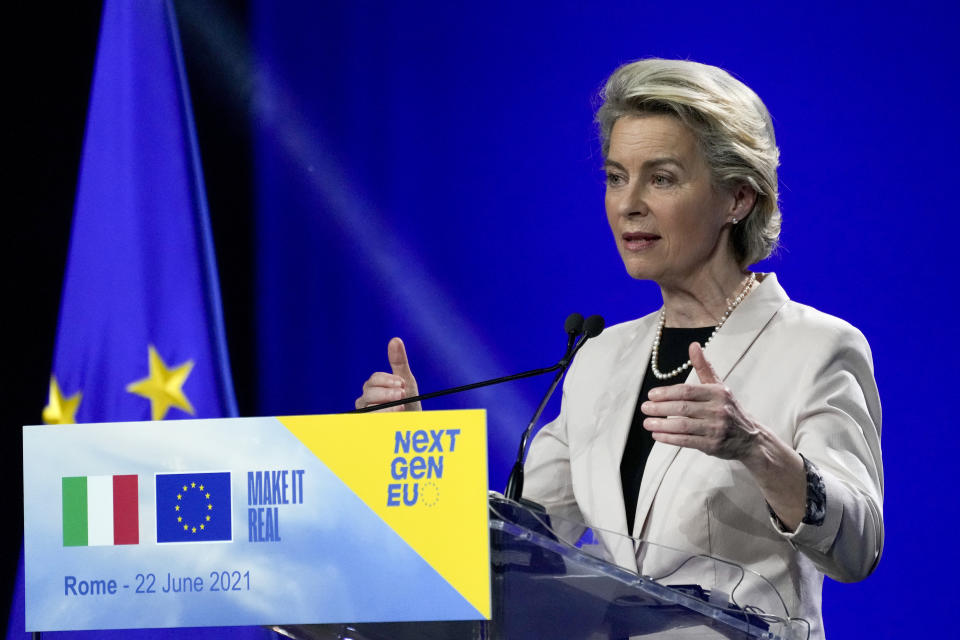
[776,322,884,583]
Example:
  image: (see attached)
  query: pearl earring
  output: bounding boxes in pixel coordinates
[731,217,739,225]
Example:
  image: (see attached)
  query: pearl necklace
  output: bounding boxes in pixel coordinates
[650,272,757,380]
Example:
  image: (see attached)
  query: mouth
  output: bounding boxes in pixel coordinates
[621,231,661,251]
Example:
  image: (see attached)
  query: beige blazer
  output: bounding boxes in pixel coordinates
[524,274,883,640]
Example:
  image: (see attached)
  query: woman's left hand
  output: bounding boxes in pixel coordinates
[643,342,807,529]
[641,342,761,461]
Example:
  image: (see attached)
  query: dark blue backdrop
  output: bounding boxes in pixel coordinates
[232,2,956,636]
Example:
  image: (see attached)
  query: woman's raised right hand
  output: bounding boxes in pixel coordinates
[355,337,422,412]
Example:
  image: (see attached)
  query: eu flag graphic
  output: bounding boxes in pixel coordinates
[156,473,232,543]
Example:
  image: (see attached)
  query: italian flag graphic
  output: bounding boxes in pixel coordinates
[62,475,139,546]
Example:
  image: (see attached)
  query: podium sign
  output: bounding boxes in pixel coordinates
[22,411,490,631]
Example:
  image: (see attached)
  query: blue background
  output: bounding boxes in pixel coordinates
[8,1,960,638]
[235,2,960,636]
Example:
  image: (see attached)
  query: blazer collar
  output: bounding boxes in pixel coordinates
[629,273,790,539]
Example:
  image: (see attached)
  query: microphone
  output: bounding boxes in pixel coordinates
[563,312,584,355]
[503,314,604,502]
[583,314,605,338]
[349,313,587,414]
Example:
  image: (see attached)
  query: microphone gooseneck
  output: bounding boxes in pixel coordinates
[504,314,604,502]
[351,313,588,414]
[349,362,562,413]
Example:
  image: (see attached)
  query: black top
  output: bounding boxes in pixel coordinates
[620,325,715,534]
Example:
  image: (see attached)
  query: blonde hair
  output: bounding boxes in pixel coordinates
[596,59,781,266]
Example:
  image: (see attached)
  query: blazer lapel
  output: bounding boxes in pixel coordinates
[630,273,790,540]
[695,273,789,383]
[588,313,657,566]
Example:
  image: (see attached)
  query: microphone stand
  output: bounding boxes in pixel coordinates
[503,315,602,502]
[502,363,569,502]
[349,363,563,414]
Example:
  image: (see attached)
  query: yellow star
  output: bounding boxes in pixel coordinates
[191,482,196,488]
[207,504,212,510]
[182,485,187,491]
[177,494,182,500]
[125,345,195,420]
[200,524,205,530]
[183,524,188,530]
[191,527,197,533]
[205,515,210,521]
[174,505,180,511]
[205,493,210,499]
[42,376,82,425]
[199,485,205,491]
[177,516,182,522]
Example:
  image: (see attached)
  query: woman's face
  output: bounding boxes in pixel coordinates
[604,114,741,287]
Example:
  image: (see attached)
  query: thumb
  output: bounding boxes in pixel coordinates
[388,337,414,381]
[689,342,720,384]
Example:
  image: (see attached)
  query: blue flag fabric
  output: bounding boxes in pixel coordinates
[156,473,233,544]
[45,3,236,425]
[9,1,274,638]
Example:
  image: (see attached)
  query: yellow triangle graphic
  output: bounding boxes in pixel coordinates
[278,411,490,618]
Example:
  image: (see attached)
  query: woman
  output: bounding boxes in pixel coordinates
[356,59,883,639]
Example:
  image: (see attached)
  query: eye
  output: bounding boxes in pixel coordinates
[605,171,626,187]
[652,173,674,187]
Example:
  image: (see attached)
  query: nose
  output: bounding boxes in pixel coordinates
[608,180,649,219]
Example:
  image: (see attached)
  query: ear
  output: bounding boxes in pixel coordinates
[729,182,757,222]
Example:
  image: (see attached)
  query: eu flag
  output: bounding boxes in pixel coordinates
[10,1,274,638]
[41,0,237,427]
[156,473,233,543]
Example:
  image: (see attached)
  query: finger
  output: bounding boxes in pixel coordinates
[642,416,708,436]
[362,372,405,393]
[650,431,708,450]
[353,396,404,413]
[388,337,414,380]
[356,398,406,412]
[647,383,715,402]
[689,342,721,384]
[641,399,712,419]
[354,395,405,412]
[386,337,422,411]
[357,386,406,407]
